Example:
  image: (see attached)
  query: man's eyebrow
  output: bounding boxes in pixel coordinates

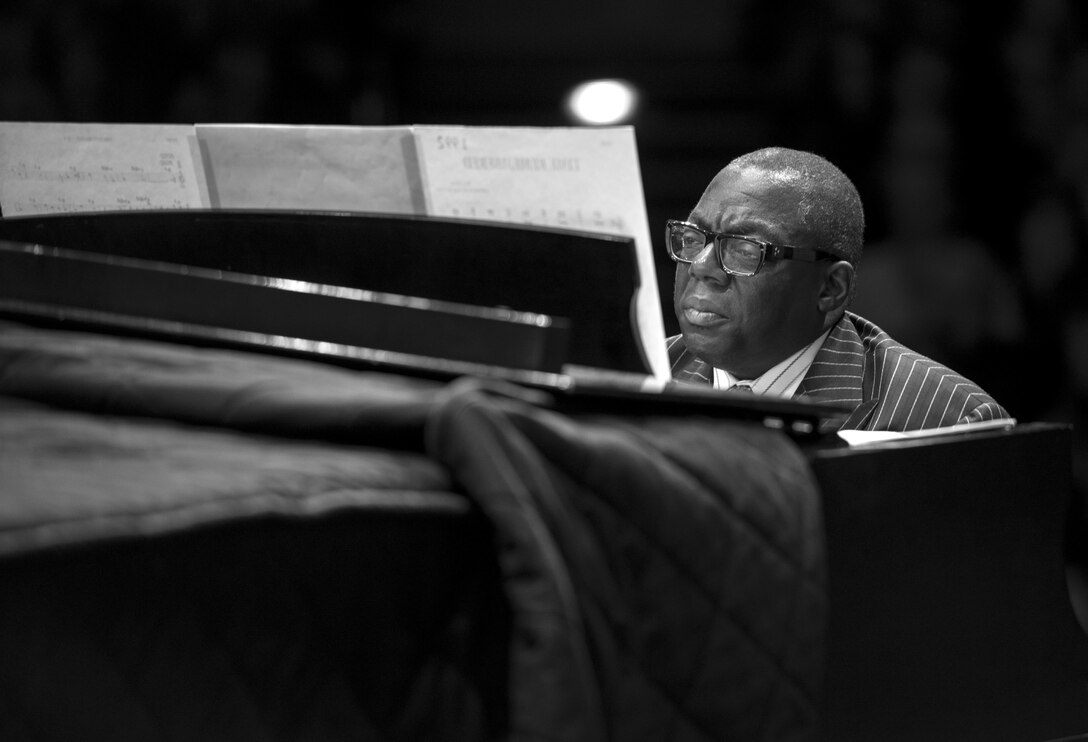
[700,219,764,236]
[688,211,781,239]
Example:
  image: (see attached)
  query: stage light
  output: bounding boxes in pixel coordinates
[566,79,638,125]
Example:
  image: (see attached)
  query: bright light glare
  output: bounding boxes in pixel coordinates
[566,79,638,125]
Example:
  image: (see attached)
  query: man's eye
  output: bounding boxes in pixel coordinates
[733,242,761,259]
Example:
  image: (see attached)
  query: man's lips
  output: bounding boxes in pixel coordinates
[682,306,728,327]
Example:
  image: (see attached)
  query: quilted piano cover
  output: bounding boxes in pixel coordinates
[0,321,826,741]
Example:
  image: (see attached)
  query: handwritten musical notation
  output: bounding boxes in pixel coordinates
[0,123,209,217]
[442,204,627,233]
[415,126,649,238]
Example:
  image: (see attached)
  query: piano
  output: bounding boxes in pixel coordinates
[0,209,1085,741]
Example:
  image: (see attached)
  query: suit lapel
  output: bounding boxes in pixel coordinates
[795,315,871,428]
[667,335,714,386]
[672,355,713,385]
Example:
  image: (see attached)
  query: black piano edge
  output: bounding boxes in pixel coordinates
[0,301,850,441]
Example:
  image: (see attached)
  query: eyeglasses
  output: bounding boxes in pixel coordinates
[665,219,836,277]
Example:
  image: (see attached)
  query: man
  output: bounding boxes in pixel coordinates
[666,146,1010,432]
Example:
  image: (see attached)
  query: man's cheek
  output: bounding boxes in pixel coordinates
[673,270,689,302]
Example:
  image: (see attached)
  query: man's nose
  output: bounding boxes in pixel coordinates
[688,243,729,283]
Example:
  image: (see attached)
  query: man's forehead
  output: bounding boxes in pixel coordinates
[692,167,803,229]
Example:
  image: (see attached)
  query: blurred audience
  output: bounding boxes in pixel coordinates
[850,111,1028,414]
[849,41,1028,414]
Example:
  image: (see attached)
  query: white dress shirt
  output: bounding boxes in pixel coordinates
[712,329,831,398]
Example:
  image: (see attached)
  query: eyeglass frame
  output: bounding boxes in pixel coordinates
[665,219,837,277]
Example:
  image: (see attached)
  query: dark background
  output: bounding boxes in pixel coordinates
[3,0,1087,486]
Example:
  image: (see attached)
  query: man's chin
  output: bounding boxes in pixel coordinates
[680,327,733,369]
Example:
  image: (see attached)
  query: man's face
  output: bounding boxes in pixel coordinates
[673,166,829,378]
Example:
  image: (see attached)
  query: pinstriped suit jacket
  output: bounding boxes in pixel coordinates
[667,311,1011,431]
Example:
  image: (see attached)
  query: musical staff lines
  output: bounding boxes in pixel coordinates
[0,123,207,217]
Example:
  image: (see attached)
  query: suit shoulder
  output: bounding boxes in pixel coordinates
[845,313,1010,429]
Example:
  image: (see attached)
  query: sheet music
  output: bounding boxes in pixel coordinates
[0,121,670,379]
[413,125,669,380]
[0,122,208,217]
[196,124,424,213]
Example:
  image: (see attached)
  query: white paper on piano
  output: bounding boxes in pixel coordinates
[837,417,1018,447]
[196,124,424,214]
[0,122,209,217]
[413,124,669,381]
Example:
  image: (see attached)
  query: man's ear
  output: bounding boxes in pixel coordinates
[817,260,855,316]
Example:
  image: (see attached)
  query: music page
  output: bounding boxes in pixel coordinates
[0,122,208,217]
[196,124,424,214]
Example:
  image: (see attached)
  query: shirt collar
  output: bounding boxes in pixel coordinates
[713,329,831,398]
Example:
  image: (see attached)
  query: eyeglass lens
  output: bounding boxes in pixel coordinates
[669,224,763,275]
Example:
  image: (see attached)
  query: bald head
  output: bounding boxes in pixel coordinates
[719,147,865,265]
